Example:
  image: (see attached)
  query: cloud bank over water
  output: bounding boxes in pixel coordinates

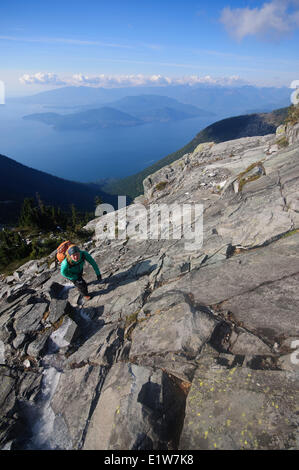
[19,72,247,88]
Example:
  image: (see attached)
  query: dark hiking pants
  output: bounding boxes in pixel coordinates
[73,275,88,296]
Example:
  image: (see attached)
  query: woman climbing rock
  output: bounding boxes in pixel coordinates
[60,244,102,300]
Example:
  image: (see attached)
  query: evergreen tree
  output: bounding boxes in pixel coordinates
[0,229,31,267]
[95,195,102,207]
[36,192,45,215]
[71,204,77,229]
[19,198,38,227]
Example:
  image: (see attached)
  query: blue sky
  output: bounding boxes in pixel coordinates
[1,0,299,96]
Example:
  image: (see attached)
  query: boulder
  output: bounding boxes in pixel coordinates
[13,303,48,335]
[30,272,51,289]
[221,272,299,342]
[130,295,218,381]
[18,371,43,402]
[27,329,52,358]
[6,284,31,303]
[67,323,123,367]
[12,333,26,350]
[50,365,107,450]
[84,276,149,323]
[47,316,78,354]
[0,340,5,364]
[83,362,186,450]
[228,328,273,355]
[0,369,20,449]
[48,299,71,324]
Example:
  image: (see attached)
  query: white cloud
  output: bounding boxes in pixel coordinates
[19,72,247,88]
[170,75,246,86]
[19,72,66,85]
[71,73,177,87]
[67,73,247,88]
[220,0,299,41]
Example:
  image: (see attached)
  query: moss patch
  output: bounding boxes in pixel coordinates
[281,228,299,238]
[237,161,265,192]
[155,181,168,191]
[276,136,289,148]
[285,104,299,126]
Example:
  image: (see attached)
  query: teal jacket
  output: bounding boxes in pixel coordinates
[60,250,100,282]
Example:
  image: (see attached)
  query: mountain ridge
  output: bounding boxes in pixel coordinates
[23,95,214,129]
[0,153,116,224]
[100,106,289,199]
[0,106,289,225]
[12,84,290,115]
[23,106,143,130]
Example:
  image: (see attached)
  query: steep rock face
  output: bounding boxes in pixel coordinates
[0,122,299,450]
[180,347,299,450]
[83,362,186,450]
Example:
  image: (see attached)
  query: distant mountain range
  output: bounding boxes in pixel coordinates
[0,154,116,225]
[23,107,143,130]
[13,83,291,118]
[100,106,289,199]
[106,95,214,121]
[23,95,215,130]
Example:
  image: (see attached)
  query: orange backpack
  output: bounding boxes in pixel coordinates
[56,240,73,264]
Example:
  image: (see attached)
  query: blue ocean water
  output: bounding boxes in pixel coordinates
[0,102,218,183]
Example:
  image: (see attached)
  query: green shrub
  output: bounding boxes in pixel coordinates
[155,181,168,191]
[276,136,289,148]
[237,161,265,192]
[29,237,59,260]
[285,104,299,126]
[281,229,299,238]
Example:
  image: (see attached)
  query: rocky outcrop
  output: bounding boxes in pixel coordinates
[180,345,299,450]
[0,120,299,450]
[83,362,186,450]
